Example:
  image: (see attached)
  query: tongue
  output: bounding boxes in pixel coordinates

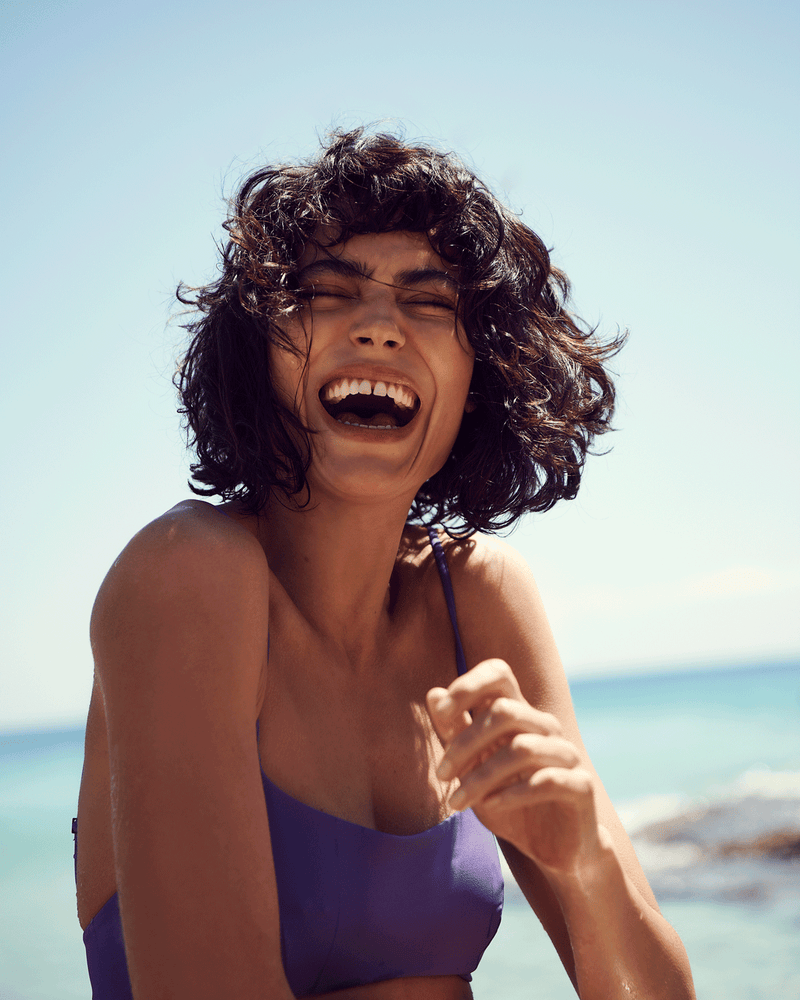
[337,410,400,428]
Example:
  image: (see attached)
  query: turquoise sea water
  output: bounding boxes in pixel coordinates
[473,662,800,1000]
[1,661,798,999]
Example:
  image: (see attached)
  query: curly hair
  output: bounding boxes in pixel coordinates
[176,126,625,534]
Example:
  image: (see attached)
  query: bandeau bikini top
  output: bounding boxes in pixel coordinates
[75,526,504,997]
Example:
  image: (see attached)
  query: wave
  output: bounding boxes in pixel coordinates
[622,767,800,905]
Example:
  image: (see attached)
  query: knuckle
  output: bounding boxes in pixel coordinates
[508,732,531,756]
[541,712,563,736]
[486,658,512,681]
[534,769,559,792]
[557,738,581,767]
[487,696,516,725]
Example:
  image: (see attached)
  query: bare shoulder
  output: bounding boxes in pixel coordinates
[440,531,561,692]
[94,500,266,595]
[437,529,533,591]
[91,499,271,728]
[444,529,663,917]
[93,501,267,638]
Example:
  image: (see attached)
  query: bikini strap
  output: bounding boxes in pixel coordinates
[427,526,469,678]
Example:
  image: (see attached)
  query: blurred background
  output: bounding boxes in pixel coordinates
[1,0,798,997]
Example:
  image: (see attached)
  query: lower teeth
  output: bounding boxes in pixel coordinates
[339,419,400,430]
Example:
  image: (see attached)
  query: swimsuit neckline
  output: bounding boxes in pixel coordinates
[259,766,465,841]
[82,767,469,939]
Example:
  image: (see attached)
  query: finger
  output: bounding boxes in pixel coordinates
[428,659,520,735]
[449,735,580,810]
[426,687,472,746]
[437,698,564,781]
[481,766,595,811]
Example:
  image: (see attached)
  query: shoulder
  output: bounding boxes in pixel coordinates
[400,527,556,674]
[440,531,564,708]
[91,500,271,702]
[440,530,540,617]
[104,499,266,575]
[93,500,268,615]
[403,526,537,611]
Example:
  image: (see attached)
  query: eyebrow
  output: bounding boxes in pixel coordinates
[295,258,458,292]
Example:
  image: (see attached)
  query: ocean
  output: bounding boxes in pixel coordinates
[1,661,798,999]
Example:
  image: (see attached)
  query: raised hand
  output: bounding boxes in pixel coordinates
[427,658,606,876]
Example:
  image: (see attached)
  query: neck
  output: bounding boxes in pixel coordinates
[256,489,418,665]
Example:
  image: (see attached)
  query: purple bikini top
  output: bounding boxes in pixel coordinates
[75,527,503,997]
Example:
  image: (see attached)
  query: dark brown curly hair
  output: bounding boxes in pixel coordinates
[176,127,625,533]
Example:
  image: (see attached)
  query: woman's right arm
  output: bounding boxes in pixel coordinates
[91,504,294,1000]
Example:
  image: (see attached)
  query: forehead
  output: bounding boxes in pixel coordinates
[296,231,455,283]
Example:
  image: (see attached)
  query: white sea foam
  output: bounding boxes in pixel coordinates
[617,766,800,838]
[716,765,800,800]
[610,765,800,904]
[630,840,705,872]
[616,793,698,836]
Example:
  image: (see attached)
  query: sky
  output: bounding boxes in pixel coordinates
[1,0,798,731]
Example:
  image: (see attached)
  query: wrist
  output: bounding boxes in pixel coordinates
[542,824,621,901]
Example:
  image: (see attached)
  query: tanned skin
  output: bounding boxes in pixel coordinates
[78,233,695,999]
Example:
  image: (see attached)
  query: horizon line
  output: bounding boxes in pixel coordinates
[2,653,798,739]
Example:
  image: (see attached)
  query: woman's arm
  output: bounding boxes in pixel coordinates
[91,504,294,1000]
[427,536,696,1000]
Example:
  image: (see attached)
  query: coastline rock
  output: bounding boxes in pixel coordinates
[717,830,800,861]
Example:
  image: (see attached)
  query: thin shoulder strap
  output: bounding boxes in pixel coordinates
[427,526,469,677]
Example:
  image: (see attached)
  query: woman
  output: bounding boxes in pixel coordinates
[74,128,696,999]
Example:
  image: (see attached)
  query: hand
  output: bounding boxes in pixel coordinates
[426,659,604,876]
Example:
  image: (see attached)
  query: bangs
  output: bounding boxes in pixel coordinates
[262,133,507,279]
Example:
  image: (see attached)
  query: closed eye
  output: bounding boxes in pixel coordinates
[296,281,457,318]
[297,286,355,305]
[402,297,456,316]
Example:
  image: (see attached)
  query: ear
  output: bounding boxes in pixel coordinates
[464,395,477,414]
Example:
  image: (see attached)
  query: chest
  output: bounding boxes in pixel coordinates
[257,579,463,835]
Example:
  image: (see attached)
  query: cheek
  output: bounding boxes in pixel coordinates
[269,331,312,411]
[270,357,301,410]
[434,352,475,439]
[452,347,476,407]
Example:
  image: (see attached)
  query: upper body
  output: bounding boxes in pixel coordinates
[75,129,696,1000]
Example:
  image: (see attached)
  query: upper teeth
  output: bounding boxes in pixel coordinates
[322,378,417,410]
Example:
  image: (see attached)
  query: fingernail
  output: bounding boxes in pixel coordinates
[437,758,452,780]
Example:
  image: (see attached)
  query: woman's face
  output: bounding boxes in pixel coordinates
[272,231,475,506]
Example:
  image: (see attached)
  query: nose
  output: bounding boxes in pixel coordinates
[349,299,406,350]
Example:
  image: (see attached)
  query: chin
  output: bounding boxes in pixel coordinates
[306,455,425,509]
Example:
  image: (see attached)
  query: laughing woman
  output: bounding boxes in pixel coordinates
[73,128,696,999]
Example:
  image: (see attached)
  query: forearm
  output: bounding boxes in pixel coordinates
[546,827,696,1000]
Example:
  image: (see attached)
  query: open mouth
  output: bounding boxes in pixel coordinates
[319,377,420,430]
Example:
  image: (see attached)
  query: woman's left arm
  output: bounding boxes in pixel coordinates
[426,536,696,1000]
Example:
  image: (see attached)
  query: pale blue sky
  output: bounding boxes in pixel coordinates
[1,0,798,730]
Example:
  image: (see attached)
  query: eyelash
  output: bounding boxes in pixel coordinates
[298,288,454,311]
